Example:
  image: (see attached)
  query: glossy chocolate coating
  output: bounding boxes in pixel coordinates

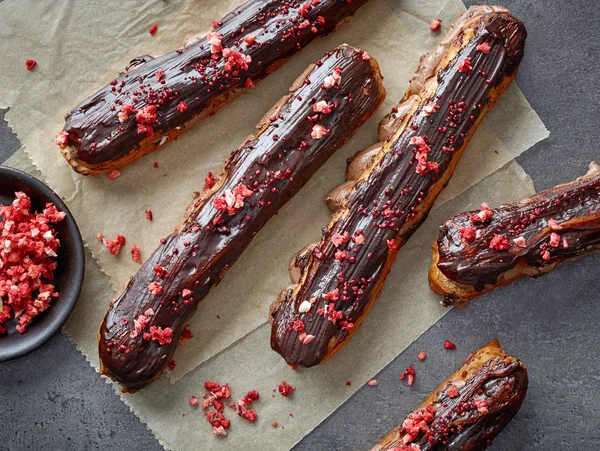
[270,12,526,367]
[373,341,528,451]
[437,170,600,293]
[62,0,370,168]
[98,45,385,390]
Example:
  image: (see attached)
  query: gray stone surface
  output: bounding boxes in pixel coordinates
[1,1,599,450]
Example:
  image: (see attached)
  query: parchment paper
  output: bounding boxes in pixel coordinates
[0,0,548,449]
[0,0,548,382]
[6,149,536,451]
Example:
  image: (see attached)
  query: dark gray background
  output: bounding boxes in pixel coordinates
[1,1,599,450]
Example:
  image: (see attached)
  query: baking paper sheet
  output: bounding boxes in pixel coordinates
[0,0,548,449]
[6,151,537,451]
[0,0,548,381]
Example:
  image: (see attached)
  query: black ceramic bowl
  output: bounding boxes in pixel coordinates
[0,166,84,361]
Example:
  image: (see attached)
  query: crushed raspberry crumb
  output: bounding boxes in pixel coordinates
[460,227,476,243]
[244,77,255,88]
[148,281,163,296]
[400,366,416,386]
[107,170,121,181]
[446,385,459,398]
[311,124,328,139]
[443,339,456,350]
[145,209,153,221]
[207,32,223,54]
[103,234,126,256]
[168,360,176,370]
[367,379,378,386]
[55,131,69,148]
[278,381,295,397]
[474,398,489,414]
[513,236,527,248]
[189,395,199,406]
[489,234,510,251]
[149,23,158,36]
[429,19,442,31]
[548,218,563,230]
[213,183,253,215]
[177,102,188,113]
[346,380,351,386]
[271,421,278,428]
[26,59,37,71]
[313,100,332,114]
[549,232,561,247]
[362,51,371,60]
[322,66,342,89]
[0,192,65,334]
[130,245,142,263]
[471,203,493,224]
[458,57,472,74]
[143,325,173,345]
[204,172,216,190]
[477,42,491,54]
[417,350,427,361]
[386,239,398,251]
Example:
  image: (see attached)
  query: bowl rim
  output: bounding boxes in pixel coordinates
[0,165,85,361]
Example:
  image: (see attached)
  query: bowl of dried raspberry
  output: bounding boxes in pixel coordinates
[0,166,84,360]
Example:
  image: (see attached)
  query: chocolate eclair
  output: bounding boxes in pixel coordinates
[430,162,600,307]
[270,6,526,367]
[98,44,385,391]
[372,340,528,451]
[56,0,371,175]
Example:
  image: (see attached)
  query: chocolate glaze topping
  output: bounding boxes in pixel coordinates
[98,45,385,391]
[436,165,600,293]
[373,340,528,451]
[270,11,526,367]
[61,0,370,170]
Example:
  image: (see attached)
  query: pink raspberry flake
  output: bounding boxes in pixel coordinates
[362,51,371,60]
[417,350,427,361]
[322,288,339,301]
[474,398,489,414]
[107,170,121,181]
[189,396,199,406]
[400,365,416,386]
[549,232,561,247]
[489,234,510,251]
[460,227,476,243]
[471,203,493,224]
[148,281,163,296]
[477,42,491,54]
[387,239,398,251]
[513,236,527,248]
[278,381,295,397]
[149,23,158,36]
[243,35,256,45]
[429,19,442,31]
[313,100,332,114]
[143,325,173,345]
[55,131,69,147]
[541,249,551,261]
[130,245,142,263]
[204,172,216,190]
[244,77,255,88]
[298,19,310,30]
[213,183,253,215]
[458,57,472,74]
[222,48,251,72]
[423,102,439,116]
[177,102,188,113]
[26,59,37,71]
[446,385,459,398]
[548,218,563,230]
[103,234,126,256]
[443,339,456,350]
[311,124,328,139]
[331,231,349,247]
[322,66,342,89]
